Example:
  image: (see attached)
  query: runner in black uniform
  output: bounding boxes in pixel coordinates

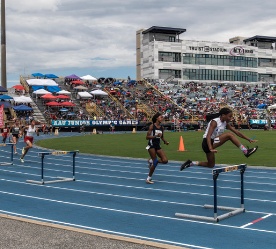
[146,112,169,184]
[11,119,21,154]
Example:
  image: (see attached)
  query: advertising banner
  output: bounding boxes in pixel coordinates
[51,119,139,127]
[0,105,4,128]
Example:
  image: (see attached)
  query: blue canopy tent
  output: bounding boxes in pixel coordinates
[13,105,33,111]
[0,86,8,92]
[44,74,59,79]
[0,94,13,100]
[32,73,45,78]
[31,85,45,91]
[0,101,12,108]
[46,86,61,93]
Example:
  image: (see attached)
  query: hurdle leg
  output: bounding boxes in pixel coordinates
[240,167,245,209]
[72,152,76,181]
[26,154,45,185]
[0,143,15,166]
[41,154,45,184]
[213,171,219,220]
[10,144,14,165]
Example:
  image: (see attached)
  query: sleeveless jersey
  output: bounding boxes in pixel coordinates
[148,124,163,147]
[11,126,20,135]
[203,117,226,139]
[26,125,36,137]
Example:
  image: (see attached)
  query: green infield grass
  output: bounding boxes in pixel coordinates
[36,130,276,167]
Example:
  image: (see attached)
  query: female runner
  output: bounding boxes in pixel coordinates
[180,107,258,170]
[146,112,169,184]
[20,119,39,163]
[10,119,21,154]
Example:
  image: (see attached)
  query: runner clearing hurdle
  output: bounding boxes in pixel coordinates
[180,107,258,170]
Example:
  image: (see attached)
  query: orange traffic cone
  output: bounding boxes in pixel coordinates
[177,136,186,152]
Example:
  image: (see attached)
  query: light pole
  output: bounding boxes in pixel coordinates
[1,0,7,88]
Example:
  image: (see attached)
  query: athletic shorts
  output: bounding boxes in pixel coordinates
[202,138,214,153]
[24,136,34,143]
[148,144,161,151]
[12,134,19,138]
[2,133,8,138]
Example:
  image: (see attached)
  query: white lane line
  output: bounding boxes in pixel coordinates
[0,188,276,234]
[0,169,275,204]
[240,214,273,228]
[0,190,276,235]
[0,178,276,216]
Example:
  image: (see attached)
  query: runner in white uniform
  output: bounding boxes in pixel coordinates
[20,119,39,163]
[180,107,258,170]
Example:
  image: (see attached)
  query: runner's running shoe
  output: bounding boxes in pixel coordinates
[20,158,24,163]
[245,146,258,158]
[180,159,192,171]
[146,179,154,184]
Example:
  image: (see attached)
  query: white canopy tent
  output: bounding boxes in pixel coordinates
[90,89,108,96]
[13,96,33,103]
[81,75,97,81]
[74,86,88,90]
[57,90,71,95]
[27,79,58,86]
[32,89,51,95]
[77,91,93,99]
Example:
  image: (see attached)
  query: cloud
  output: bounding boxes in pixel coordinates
[7,0,61,12]
[2,0,276,85]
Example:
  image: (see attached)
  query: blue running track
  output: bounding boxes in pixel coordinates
[0,132,275,249]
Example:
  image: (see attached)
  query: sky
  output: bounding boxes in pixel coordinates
[1,0,276,87]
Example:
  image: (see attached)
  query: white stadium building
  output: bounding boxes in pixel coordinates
[136,26,276,85]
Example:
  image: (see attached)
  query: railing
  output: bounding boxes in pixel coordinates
[85,102,105,117]
[20,76,29,93]
[107,92,135,119]
[136,103,156,121]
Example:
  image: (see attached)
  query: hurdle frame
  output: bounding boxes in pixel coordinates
[175,164,247,223]
[0,143,14,166]
[26,150,79,185]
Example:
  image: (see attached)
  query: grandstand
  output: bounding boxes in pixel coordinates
[1,74,276,132]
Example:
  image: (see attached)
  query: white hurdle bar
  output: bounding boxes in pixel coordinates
[0,143,15,166]
[175,164,247,223]
[26,150,79,185]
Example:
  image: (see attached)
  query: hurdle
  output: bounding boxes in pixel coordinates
[0,143,14,166]
[26,150,79,185]
[175,164,247,223]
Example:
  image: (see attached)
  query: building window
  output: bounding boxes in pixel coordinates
[169,36,176,42]
[182,53,257,68]
[182,69,257,82]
